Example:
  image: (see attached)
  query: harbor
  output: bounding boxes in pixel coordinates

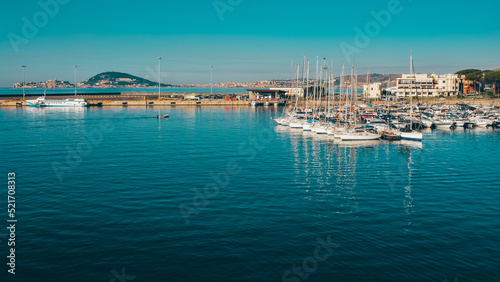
[272,56,500,142]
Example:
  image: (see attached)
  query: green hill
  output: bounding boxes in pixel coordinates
[83,71,171,87]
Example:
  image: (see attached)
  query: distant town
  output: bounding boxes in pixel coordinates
[12,69,499,99]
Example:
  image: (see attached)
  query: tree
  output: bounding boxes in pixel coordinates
[456,69,500,95]
[483,70,500,96]
[456,69,482,80]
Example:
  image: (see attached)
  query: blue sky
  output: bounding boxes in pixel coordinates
[1,0,499,86]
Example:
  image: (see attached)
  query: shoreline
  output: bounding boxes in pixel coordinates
[0,92,499,107]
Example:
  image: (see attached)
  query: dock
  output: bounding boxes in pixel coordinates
[0,92,286,107]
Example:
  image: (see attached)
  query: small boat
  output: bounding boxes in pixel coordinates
[474,116,492,127]
[381,131,402,141]
[157,114,169,119]
[400,131,423,141]
[432,120,454,128]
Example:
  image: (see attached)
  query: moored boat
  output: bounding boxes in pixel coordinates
[25,96,88,107]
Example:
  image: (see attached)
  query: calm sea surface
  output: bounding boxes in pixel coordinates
[1,106,499,282]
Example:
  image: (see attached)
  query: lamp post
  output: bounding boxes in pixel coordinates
[158,57,162,99]
[74,65,77,96]
[22,65,26,99]
[210,65,213,95]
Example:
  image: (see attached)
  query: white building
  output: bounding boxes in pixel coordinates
[363,83,382,99]
[432,74,460,96]
[396,73,460,97]
[270,88,304,97]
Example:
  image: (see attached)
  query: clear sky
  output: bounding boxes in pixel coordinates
[1,0,499,86]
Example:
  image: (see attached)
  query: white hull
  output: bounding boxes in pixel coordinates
[26,97,88,107]
[421,120,433,128]
[302,124,312,131]
[339,132,381,141]
[475,121,488,128]
[289,122,303,129]
[400,131,423,141]
[315,126,328,134]
[433,121,453,128]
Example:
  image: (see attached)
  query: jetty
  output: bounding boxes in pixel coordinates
[0,92,287,107]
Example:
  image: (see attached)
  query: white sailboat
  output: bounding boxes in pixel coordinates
[337,59,381,141]
[401,54,423,141]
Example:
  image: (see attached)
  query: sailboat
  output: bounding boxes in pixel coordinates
[400,54,423,141]
[338,59,381,141]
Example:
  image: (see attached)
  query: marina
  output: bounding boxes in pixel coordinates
[2,0,500,280]
[273,56,500,142]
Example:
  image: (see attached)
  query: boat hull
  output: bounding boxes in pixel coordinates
[339,133,381,141]
[400,132,423,141]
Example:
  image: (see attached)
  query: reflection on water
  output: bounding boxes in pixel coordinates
[397,143,419,233]
[277,124,425,224]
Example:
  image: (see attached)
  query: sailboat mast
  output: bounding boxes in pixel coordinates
[409,54,413,115]
[366,67,370,105]
[304,61,310,119]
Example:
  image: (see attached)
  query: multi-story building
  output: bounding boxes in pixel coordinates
[396,73,461,97]
[458,75,478,95]
[433,74,460,96]
[363,82,382,99]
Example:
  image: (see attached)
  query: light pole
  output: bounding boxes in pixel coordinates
[22,65,26,99]
[74,65,77,96]
[210,65,213,95]
[158,57,162,99]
